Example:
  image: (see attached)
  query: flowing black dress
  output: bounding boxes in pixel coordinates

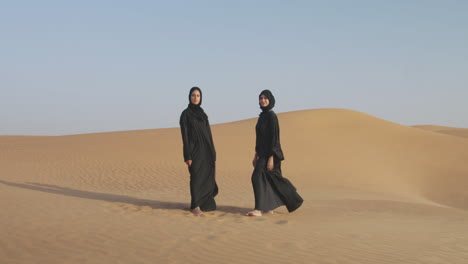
[180,106,218,211]
[252,110,303,212]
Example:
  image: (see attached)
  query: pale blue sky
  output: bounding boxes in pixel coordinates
[1,1,467,135]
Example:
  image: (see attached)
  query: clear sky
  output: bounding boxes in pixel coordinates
[1,0,467,135]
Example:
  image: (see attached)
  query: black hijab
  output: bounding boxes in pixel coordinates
[259,89,276,112]
[188,86,208,121]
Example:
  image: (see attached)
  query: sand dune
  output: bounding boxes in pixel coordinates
[1,109,468,264]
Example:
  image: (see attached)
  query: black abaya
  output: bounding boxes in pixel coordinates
[252,110,303,212]
[180,106,218,211]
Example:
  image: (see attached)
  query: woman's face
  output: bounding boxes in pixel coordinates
[190,90,201,105]
[259,94,269,107]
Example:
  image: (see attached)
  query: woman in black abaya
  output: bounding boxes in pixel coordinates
[180,87,218,216]
[246,90,303,216]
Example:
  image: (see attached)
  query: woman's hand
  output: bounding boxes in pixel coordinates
[252,153,258,168]
[186,160,192,167]
[267,156,274,171]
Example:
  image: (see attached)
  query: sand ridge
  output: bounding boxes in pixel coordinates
[412,125,468,139]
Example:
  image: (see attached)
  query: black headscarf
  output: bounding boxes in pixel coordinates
[259,89,276,112]
[188,86,208,121]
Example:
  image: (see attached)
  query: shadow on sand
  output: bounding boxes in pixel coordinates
[0,180,249,214]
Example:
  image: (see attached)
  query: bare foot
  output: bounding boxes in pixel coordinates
[191,207,204,216]
[263,210,274,215]
[245,210,262,217]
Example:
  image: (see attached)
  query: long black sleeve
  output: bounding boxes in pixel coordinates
[206,120,216,161]
[179,111,192,161]
[255,111,284,160]
[268,113,284,160]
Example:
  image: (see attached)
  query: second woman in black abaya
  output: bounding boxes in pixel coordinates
[246,90,303,217]
[180,87,218,216]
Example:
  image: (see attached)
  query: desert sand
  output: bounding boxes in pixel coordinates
[1,108,468,264]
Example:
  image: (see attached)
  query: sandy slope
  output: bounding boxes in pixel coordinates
[1,109,468,264]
